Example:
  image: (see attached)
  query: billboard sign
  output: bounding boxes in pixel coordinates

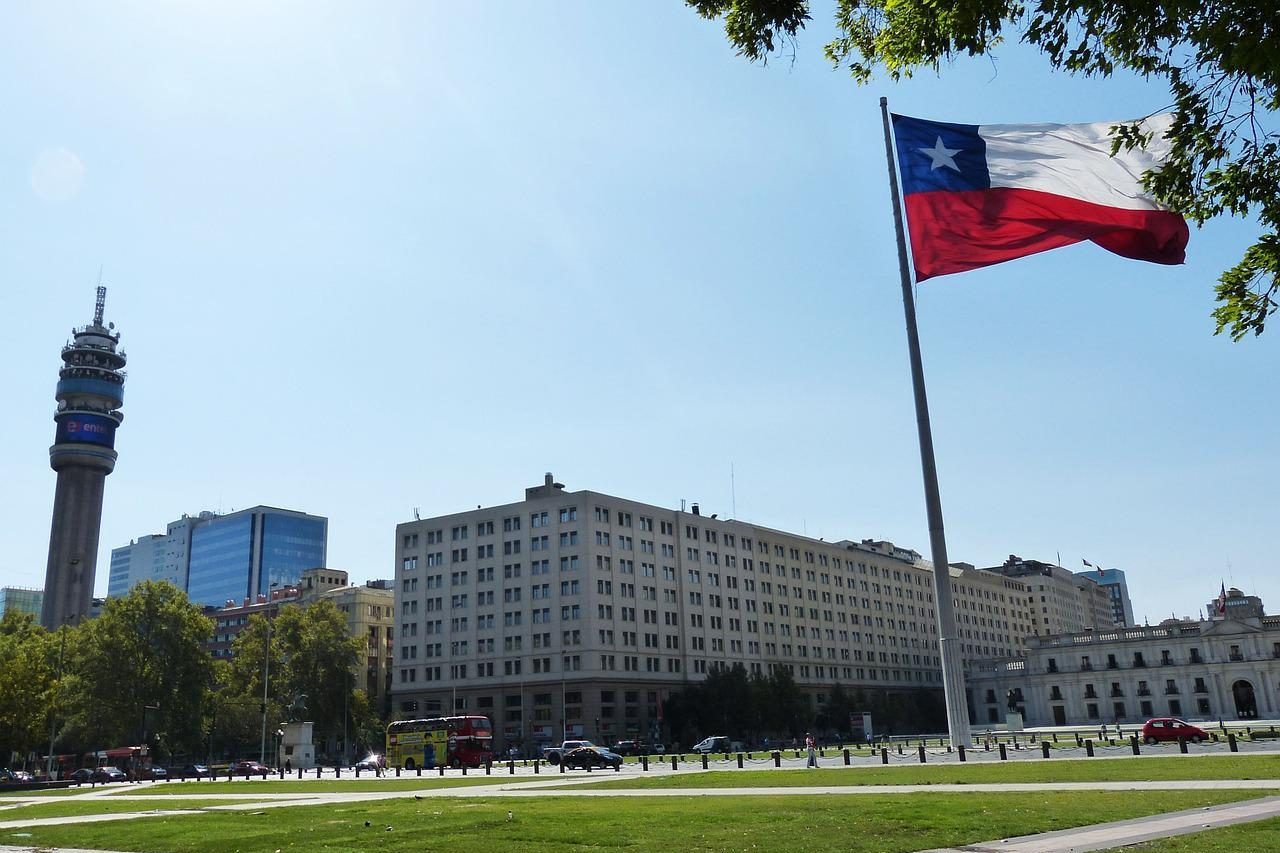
[55,413,117,448]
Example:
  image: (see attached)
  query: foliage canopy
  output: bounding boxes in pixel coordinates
[689,0,1280,338]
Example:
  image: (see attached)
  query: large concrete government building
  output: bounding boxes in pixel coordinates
[391,474,1047,749]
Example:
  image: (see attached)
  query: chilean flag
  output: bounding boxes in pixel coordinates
[892,113,1189,281]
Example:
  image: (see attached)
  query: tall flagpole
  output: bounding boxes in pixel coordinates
[879,97,971,747]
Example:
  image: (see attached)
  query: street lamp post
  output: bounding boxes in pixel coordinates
[259,583,279,766]
[45,625,68,778]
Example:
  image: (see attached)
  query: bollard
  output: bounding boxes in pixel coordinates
[559,761,565,774]
[843,749,850,766]
[336,767,341,778]
[509,761,515,775]
[1012,735,1018,748]
[298,768,303,780]
[394,766,400,778]
[1053,732,1059,743]
[1228,733,1238,753]
[439,766,445,776]
[485,760,491,776]
[642,755,649,771]
[946,744,952,753]
[279,767,285,779]
[673,755,679,770]
[984,740,991,752]
[355,767,361,778]
[417,766,422,777]
[897,743,904,755]
[1041,741,1051,759]
[772,751,781,768]
[1131,736,1140,756]
[316,768,321,779]
[1179,737,1188,754]
[702,754,709,770]
[614,761,619,773]
[463,766,467,776]
[534,761,540,774]
[881,748,888,765]
[918,745,926,764]
[958,745,966,762]
[737,753,744,769]
[1075,734,1082,747]
[998,743,1007,761]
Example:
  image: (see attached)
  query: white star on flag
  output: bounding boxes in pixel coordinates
[919,136,961,171]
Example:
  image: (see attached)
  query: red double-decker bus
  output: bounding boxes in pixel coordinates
[387,715,492,769]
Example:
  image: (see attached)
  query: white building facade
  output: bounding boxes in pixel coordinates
[968,588,1279,727]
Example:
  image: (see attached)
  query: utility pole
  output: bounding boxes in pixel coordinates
[258,584,278,766]
[45,625,68,778]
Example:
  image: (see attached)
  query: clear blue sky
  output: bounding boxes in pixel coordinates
[2,2,1275,626]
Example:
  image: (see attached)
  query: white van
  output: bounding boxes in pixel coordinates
[692,736,732,754]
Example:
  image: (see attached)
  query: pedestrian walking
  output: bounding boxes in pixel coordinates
[805,732,818,768]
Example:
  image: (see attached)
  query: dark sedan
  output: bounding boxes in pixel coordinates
[561,746,622,770]
[91,766,127,783]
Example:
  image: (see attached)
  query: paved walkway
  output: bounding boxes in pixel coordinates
[922,795,1280,852]
[3,777,1280,852]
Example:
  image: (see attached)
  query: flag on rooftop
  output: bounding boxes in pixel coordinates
[891,113,1189,280]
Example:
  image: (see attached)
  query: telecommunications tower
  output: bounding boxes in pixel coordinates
[41,286,126,629]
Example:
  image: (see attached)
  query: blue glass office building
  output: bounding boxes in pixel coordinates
[113,506,326,608]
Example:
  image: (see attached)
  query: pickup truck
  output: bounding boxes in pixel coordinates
[543,740,595,765]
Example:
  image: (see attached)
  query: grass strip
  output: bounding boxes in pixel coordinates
[102,775,536,796]
[3,800,230,820]
[8,790,1260,853]
[569,755,1280,789]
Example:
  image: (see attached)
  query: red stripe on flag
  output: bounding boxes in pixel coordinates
[904,187,1189,281]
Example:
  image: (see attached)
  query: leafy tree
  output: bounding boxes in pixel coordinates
[689,0,1280,338]
[64,581,214,761]
[225,600,362,755]
[0,613,58,766]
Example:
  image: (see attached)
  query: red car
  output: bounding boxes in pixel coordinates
[232,760,270,775]
[1141,717,1208,744]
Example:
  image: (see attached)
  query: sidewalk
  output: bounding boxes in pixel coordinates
[922,795,1280,853]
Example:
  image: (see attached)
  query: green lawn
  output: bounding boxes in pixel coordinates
[5,791,1262,853]
[568,755,1280,789]
[1099,817,1280,852]
[104,775,543,796]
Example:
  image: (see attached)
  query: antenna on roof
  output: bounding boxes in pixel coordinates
[94,273,106,327]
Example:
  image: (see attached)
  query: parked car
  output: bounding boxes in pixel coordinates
[355,754,386,772]
[231,760,270,775]
[561,746,623,770]
[91,766,127,783]
[1141,718,1209,744]
[69,768,95,783]
[612,740,641,756]
[692,736,733,754]
[145,766,168,781]
[182,764,210,778]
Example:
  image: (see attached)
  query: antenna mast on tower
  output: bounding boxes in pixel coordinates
[94,285,106,327]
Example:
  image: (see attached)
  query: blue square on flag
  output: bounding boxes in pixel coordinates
[892,115,989,195]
